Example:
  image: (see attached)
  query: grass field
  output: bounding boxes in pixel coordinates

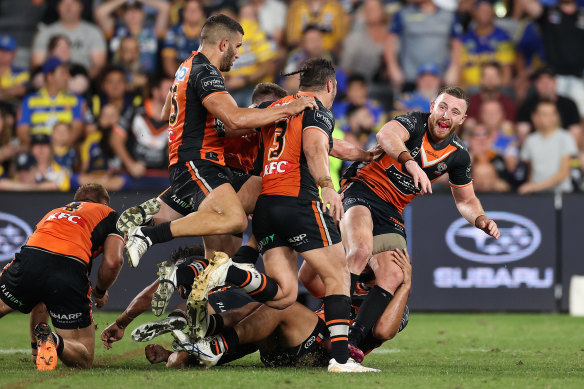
[1,311,584,388]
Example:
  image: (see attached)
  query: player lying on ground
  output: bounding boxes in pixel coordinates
[0,184,124,370]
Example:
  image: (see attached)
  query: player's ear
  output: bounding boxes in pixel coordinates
[460,114,468,125]
[219,38,229,52]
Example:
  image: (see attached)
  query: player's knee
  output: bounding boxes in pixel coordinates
[225,209,248,233]
[347,243,372,269]
[372,324,398,342]
[267,295,296,310]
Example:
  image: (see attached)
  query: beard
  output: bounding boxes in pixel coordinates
[219,44,236,72]
[429,114,460,142]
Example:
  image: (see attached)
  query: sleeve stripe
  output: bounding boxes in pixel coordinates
[202,91,229,104]
[449,180,473,188]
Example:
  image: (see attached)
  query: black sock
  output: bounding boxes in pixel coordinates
[206,314,224,337]
[349,285,392,347]
[142,222,173,244]
[350,273,360,295]
[53,333,64,356]
[176,258,209,287]
[323,294,351,364]
[232,246,259,265]
[226,266,278,303]
[210,327,239,355]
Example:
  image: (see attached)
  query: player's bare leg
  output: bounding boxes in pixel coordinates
[260,246,301,309]
[203,234,242,258]
[340,205,375,294]
[29,304,49,362]
[54,326,96,368]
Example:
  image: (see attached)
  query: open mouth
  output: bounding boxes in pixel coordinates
[438,122,449,129]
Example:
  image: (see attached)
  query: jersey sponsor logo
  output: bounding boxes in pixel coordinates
[214,118,226,137]
[385,165,420,195]
[434,267,553,288]
[445,212,541,264]
[288,233,308,246]
[263,161,294,176]
[313,111,332,129]
[45,212,87,227]
[304,335,316,349]
[49,311,83,321]
[201,76,225,91]
[0,212,33,261]
[1,284,25,307]
[175,66,189,81]
[258,234,276,252]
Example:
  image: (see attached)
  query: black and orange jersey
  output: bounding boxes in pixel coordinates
[224,132,261,174]
[259,93,334,200]
[344,111,472,214]
[168,51,229,167]
[25,202,123,266]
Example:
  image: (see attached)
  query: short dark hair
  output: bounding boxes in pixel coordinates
[201,14,244,44]
[481,60,502,74]
[171,245,206,263]
[252,82,288,105]
[73,183,110,204]
[438,86,470,109]
[283,58,336,91]
[347,74,366,86]
[48,35,71,53]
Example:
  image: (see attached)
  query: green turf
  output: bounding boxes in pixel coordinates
[1,311,584,388]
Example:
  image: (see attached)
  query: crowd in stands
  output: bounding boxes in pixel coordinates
[0,0,582,194]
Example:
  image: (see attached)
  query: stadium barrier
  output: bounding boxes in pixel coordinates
[0,191,582,312]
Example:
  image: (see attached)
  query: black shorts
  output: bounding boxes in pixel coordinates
[341,180,407,238]
[159,162,251,217]
[0,247,93,330]
[208,286,255,313]
[260,317,329,368]
[252,195,341,254]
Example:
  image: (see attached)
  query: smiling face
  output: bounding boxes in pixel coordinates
[428,92,468,142]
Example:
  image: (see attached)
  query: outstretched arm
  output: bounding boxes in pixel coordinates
[451,184,500,239]
[329,139,380,161]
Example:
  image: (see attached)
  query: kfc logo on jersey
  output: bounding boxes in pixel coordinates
[445,212,541,264]
[46,212,87,227]
[263,161,294,176]
[175,66,188,81]
[0,213,32,261]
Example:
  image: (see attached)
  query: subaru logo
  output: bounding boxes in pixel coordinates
[445,212,541,264]
[0,213,32,261]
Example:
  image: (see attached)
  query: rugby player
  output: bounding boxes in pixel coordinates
[0,184,124,370]
[123,14,317,267]
[339,86,501,350]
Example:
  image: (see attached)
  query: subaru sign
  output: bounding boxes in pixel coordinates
[0,212,32,261]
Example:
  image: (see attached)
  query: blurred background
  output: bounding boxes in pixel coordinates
[0,0,583,312]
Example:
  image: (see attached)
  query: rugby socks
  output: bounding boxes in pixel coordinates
[349,285,392,347]
[323,294,351,364]
[225,267,278,303]
[53,332,64,356]
[232,245,259,265]
[142,222,173,244]
[206,314,224,337]
[210,327,239,355]
[176,259,209,287]
[350,273,360,295]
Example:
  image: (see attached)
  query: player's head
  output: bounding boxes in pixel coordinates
[200,14,244,71]
[251,82,287,105]
[288,58,337,108]
[170,245,206,264]
[428,86,469,142]
[73,183,110,205]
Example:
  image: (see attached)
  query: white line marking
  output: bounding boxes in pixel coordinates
[0,348,29,354]
[371,349,402,354]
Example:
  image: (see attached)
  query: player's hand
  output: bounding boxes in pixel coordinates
[476,217,501,239]
[368,144,384,161]
[321,187,344,222]
[128,161,147,178]
[101,321,125,350]
[93,290,109,308]
[390,248,412,286]
[404,160,432,194]
[285,96,318,116]
[389,66,405,88]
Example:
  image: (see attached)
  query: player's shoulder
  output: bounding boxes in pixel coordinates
[449,132,468,152]
[392,111,429,130]
[302,103,335,133]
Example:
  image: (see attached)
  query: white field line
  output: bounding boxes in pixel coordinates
[0,348,29,354]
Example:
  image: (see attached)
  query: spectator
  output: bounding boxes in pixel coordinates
[223,4,278,107]
[162,0,205,78]
[91,65,140,121]
[479,99,518,162]
[109,76,171,178]
[517,67,581,144]
[460,0,515,90]
[466,61,517,122]
[384,0,463,92]
[114,36,148,93]
[344,104,377,149]
[31,0,107,79]
[332,74,386,134]
[519,0,584,116]
[514,21,546,103]
[80,104,120,174]
[36,0,94,25]
[47,34,72,62]
[251,0,287,45]
[395,63,442,114]
[0,108,17,178]
[0,35,29,107]
[51,121,77,173]
[286,0,349,52]
[17,58,84,150]
[340,0,388,84]
[282,25,333,93]
[96,0,170,74]
[518,100,578,194]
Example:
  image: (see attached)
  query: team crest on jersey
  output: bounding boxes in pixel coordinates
[175,66,188,81]
[434,162,447,175]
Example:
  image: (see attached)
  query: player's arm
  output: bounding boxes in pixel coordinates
[329,138,379,162]
[93,234,124,308]
[203,92,317,131]
[303,127,343,222]
[101,280,159,349]
[451,184,500,239]
[376,119,432,194]
[372,248,411,340]
[161,91,171,122]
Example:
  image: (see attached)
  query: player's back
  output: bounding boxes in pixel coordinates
[260,93,334,200]
[168,51,229,167]
[25,201,120,265]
